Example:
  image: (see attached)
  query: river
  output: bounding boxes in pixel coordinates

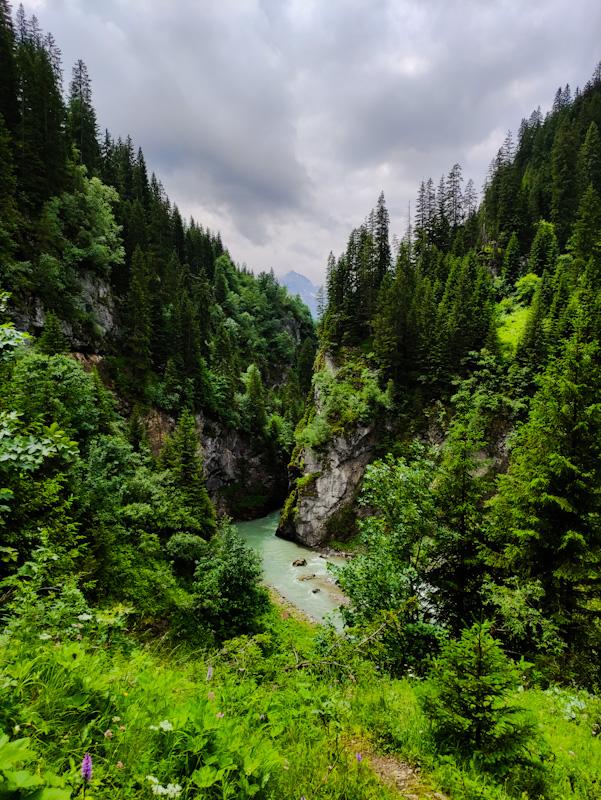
[235,510,347,627]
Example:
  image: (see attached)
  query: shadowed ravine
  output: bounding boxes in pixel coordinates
[235,510,347,627]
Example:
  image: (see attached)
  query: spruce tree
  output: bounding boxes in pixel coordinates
[374,190,391,284]
[491,332,601,647]
[502,231,521,286]
[161,409,216,539]
[125,246,152,376]
[568,184,601,261]
[38,311,68,354]
[577,121,601,196]
[430,419,488,631]
[0,0,19,135]
[423,622,536,771]
[551,117,579,246]
[66,59,100,173]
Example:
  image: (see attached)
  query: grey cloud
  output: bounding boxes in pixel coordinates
[28,0,601,281]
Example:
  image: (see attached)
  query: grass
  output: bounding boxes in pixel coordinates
[1,605,601,799]
[497,302,529,354]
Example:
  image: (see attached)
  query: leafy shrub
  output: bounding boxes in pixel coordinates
[193,521,269,640]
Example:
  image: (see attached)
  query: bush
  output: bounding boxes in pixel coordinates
[422,622,539,776]
[193,520,269,640]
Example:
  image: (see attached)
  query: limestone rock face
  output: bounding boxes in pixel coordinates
[10,273,117,352]
[200,418,286,519]
[142,410,287,519]
[277,423,377,547]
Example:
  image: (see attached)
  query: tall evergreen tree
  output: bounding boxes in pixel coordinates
[66,59,100,173]
[577,121,601,196]
[125,246,152,375]
[0,0,19,134]
[502,231,521,285]
[551,117,579,246]
[491,332,601,648]
[160,408,216,539]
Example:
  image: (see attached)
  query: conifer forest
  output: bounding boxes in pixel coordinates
[1,3,601,798]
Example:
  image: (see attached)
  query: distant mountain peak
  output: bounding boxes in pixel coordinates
[280,271,321,319]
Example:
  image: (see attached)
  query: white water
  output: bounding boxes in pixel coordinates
[235,510,346,627]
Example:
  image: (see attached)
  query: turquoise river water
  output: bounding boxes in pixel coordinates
[235,510,346,627]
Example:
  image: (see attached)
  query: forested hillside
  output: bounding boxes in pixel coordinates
[0,2,316,518]
[284,61,601,683]
[1,2,601,799]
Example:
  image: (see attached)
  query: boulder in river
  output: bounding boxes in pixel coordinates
[292,558,307,567]
[311,588,320,594]
[299,573,316,581]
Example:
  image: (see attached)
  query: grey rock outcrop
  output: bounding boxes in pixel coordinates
[200,418,286,519]
[278,423,377,547]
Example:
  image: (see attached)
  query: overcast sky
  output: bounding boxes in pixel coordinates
[25,0,601,283]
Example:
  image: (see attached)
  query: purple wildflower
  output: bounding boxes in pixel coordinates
[356,752,363,763]
[206,665,213,682]
[81,753,93,782]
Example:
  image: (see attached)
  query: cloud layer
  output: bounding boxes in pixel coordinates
[28,0,601,281]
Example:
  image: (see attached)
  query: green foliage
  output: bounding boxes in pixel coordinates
[422,623,539,777]
[296,356,391,449]
[193,520,269,640]
[160,409,216,539]
[37,312,68,355]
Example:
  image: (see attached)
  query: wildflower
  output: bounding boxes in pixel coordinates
[158,719,173,731]
[13,724,20,735]
[104,729,113,739]
[116,761,124,769]
[119,725,126,731]
[78,613,93,621]
[81,753,93,782]
[146,777,182,797]
[39,633,52,641]
[206,665,214,681]
[207,691,215,702]
[216,712,224,719]
[112,716,121,723]
[356,752,363,763]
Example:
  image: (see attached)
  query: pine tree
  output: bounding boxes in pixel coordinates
[161,409,216,538]
[502,231,521,285]
[491,333,601,647]
[38,311,68,354]
[125,246,152,375]
[66,59,100,173]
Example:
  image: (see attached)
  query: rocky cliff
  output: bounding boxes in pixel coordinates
[277,423,377,546]
[276,350,390,546]
[144,409,286,520]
